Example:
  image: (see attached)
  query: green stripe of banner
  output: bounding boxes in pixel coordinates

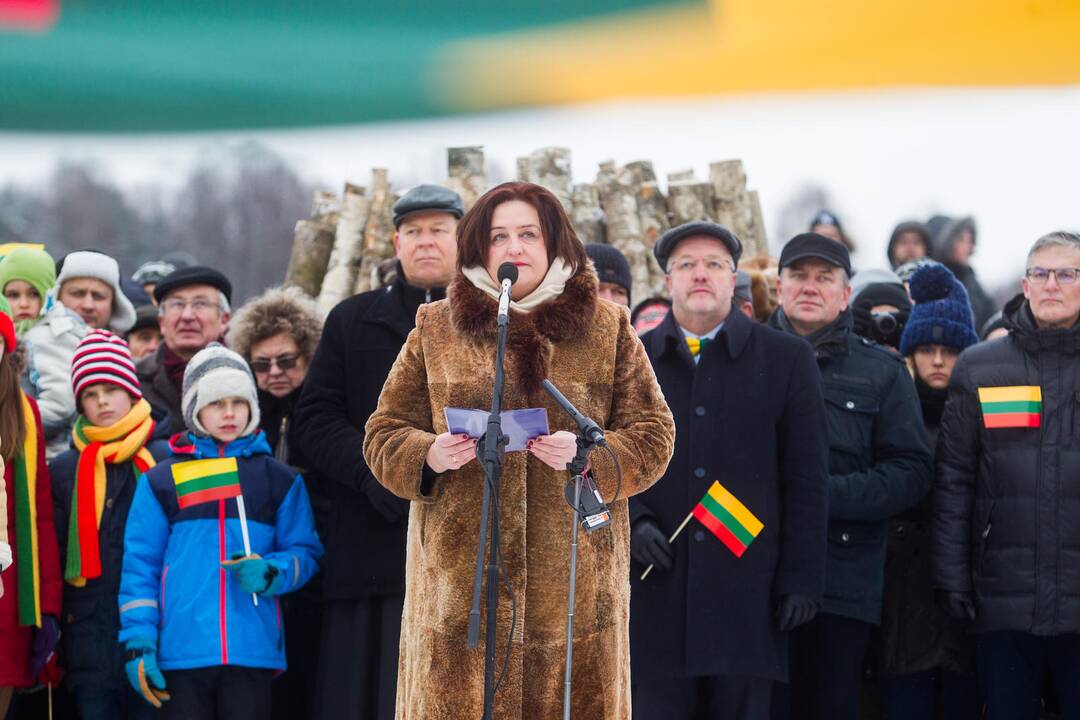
[699,492,757,547]
[981,400,1042,414]
[14,459,37,625]
[176,472,240,496]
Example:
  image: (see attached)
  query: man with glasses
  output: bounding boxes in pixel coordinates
[629,222,830,719]
[934,231,1080,719]
[136,265,232,431]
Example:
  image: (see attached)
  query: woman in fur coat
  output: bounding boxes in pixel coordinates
[364,182,676,719]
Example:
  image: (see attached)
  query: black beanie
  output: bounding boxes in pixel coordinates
[586,243,633,303]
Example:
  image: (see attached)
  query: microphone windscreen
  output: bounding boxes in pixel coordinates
[498,262,519,284]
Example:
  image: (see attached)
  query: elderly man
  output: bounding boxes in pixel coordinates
[629,222,829,719]
[24,249,136,456]
[293,184,463,720]
[934,231,1080,719]
[768,233,931,720]
[136,265,232,431]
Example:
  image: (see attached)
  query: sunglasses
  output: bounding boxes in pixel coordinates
[250,353,300,374]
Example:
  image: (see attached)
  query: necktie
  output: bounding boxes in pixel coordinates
[686,336,711,357]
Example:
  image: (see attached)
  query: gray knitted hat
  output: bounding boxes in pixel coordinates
[181,342,260,438]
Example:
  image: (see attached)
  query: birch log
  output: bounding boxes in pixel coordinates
[570,183,605,246]
[353,169,398,294]
[596,161,653,304]
[668,181,717,225]
[526,147,572,208]
[637,180,671,295]
[285,214,337,298]
[447,146,486,211]
[316,183,371,316]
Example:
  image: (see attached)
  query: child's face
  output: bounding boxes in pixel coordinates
[80,384,135,427]
[197,397,250,444]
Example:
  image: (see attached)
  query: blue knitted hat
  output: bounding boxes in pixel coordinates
[899,263,979,356]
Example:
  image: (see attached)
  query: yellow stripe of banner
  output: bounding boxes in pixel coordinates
[172,457,239,485]
[977,386,1042,404]
[707,481,763,537]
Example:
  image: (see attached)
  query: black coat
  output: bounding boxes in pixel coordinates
[933,296,1080,635]
[292,272,446,599]
[629,308,829,681]
[770,309,932,626]
[135,345,182,432]
[879,377,972,675]
[49,439,171,692]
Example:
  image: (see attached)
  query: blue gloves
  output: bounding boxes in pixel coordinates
[124,637,170,708]
[221,553,287,597]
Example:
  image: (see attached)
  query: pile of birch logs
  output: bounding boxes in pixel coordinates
[284,146,769,316]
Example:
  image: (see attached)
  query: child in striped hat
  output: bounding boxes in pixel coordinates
[48,329,170,717]
[117,343,322,716]
[0,296,61,714]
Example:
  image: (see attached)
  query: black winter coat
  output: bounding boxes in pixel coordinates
[770,309,932,625]
[933,296,1080,635]
[49,439,171,692]
[629,308,829,681]
[879,377,972,675]
[292,271,445,599]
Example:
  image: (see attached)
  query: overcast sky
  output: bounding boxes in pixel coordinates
[2,86,1077,290]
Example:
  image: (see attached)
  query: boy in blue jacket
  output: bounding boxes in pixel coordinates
[118,343,323,719]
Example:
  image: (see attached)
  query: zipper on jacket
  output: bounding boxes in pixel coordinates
[218,443,229,665]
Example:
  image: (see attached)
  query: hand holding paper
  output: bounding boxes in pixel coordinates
[427,432,479,473]
[527,431,579,471]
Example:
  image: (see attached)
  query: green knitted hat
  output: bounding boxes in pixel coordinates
[0,246,56,334]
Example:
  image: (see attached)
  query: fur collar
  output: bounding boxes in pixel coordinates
[449,266,599,395]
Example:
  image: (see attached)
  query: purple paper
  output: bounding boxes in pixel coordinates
[444,407,550,452]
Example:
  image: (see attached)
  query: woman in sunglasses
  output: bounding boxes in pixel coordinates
[226,286,323,463]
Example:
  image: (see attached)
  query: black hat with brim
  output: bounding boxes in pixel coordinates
[153,266,233,305]
[654,222,743,271]
[392,185,465,228]
[779,232,852,277]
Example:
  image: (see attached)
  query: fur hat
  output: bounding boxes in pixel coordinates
[54,250,137,333]
[226,285,322,363]
[71,329,142,410]
[182,343,260,438]
[899,263,979,356]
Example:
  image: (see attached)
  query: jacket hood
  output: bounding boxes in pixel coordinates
[887,221,931,269]
[168,430,273,459]
[927,215,977,266]
[1002,292,1080,355]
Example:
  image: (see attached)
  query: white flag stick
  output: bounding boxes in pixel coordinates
[236,495,258,607]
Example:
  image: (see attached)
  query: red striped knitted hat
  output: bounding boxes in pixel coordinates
[71,329,142,408]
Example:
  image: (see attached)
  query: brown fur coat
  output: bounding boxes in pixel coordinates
[363,267,675,719]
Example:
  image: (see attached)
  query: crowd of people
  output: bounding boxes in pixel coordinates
[0,179,1076,720]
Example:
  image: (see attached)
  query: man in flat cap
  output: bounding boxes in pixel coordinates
[629,222,830,719]
[293,184,463,720]
[768,233,930,720]
[136,264,233,431]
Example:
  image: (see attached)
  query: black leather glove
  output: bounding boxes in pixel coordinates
[362,476,409,523]
[936,590,976,621]
[775,594,819,632]
[630,519,674,571]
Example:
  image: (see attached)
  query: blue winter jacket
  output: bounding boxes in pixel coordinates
[118,431,323,671]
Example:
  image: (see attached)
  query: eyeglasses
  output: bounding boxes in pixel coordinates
[250,353,300,374]
[667,258,733,275]
[1025,267,1080,285]
[160,298,221,317]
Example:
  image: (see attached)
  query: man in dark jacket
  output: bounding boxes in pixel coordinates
[770,233,931,720]
[629,222,829,719]
[933,231,1080,719]
[135,266,232,433]
[292,184,463,720]
[927,215,996,329]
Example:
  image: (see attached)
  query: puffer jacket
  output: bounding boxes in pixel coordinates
[933,295,1080,634]
[770,309,932,624]
[23,303,88,458]
[118,431,323,671]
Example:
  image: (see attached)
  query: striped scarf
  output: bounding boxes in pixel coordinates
[13,392,41,627]
[65,399,156,587]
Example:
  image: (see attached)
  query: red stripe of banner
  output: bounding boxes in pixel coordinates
[178,483,241,510]
[983,412,1041,429]
[0,0,59,30]
[693,504,748,558]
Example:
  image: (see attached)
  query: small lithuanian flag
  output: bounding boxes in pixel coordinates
[978,386,1042,429]
[172,458,242,509]
[693,481,764,558]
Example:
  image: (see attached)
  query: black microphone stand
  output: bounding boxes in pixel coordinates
[468,279,512,720]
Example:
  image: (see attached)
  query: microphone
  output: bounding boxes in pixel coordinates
[541,379,606,446]
[497,262,518,323]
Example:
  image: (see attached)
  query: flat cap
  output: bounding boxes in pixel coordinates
[153,265,233,304]
[779,232,852,277]
[733,270,752,303]
[654,221,742,271]
[392,184,464,228]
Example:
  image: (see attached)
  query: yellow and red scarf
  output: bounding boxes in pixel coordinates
[65,399,156,587]
[13,392,41,626]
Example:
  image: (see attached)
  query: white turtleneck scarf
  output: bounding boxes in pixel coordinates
[461,258,574,313]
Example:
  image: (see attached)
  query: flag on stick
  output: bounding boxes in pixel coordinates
[172,458,241,509]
